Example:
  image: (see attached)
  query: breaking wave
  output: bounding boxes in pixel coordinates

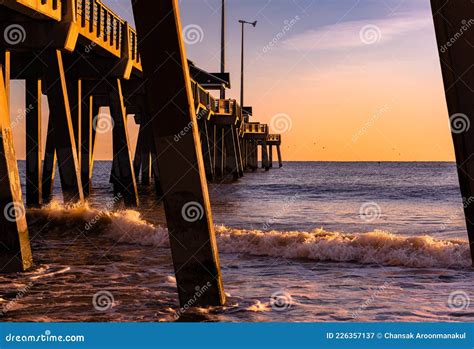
[30,203,471,269]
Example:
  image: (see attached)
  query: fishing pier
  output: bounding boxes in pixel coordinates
[0,0,473,310]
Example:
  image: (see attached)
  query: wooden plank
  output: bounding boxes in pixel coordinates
[431,0,474,264]
[132,0,225,307]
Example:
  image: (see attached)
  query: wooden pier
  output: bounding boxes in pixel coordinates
[0,0,283,307]
[1,0,474,313]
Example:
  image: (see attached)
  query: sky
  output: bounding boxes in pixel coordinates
[10,0,455,161]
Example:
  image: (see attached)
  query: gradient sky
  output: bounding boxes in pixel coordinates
[10,0,455,161]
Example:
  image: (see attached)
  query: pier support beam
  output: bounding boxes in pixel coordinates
[80,95,94,196]
[431,0,474,263]
[42,117,56,204]
[277,145,283,168]
[224,126,239,179]
[25,79,42,207]
[108,79,139,206]
[43,50,84,204]
[233,127,244,177]
[132,0,225,306]
[215,126,224,177]
[261,140,270,171]
[268,145,273,168]
[0,68,33,272]
[198,116,214,181]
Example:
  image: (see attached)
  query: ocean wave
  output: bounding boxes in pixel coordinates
[29,204,471,269]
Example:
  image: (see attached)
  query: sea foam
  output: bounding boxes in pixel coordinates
[30,203,471,269]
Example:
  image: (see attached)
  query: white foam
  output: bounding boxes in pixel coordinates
[31,205,472,269]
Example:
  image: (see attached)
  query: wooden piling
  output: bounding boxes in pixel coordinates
[42,118,56,204]
[224,126,239,179]
[233,127,244,177]
[108,79,139,206]
[198,115,215,181]
[431,0,474,264]
[43,50,84,204]
[277,145,283,168]
[80,95,94,196]
[0,68,33,272]
[268,144,273,168]
[261,140,269,171]
[25,79,42,206]
[132,0,225,306]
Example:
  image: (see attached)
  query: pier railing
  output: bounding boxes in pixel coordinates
[243,122,268,134]
[5,0,62,20]
[267,134,281,143]
[75,0,141,73]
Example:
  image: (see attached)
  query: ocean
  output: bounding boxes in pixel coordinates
[0,161,473,322]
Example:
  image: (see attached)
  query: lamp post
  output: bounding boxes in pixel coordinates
[220,0,226,99]
[239,19,257,108]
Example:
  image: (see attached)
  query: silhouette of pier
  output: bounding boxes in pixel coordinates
[0,0,284,307]
[0,0,473,311]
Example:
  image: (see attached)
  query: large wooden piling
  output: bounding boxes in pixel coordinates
[132,0,225,306]
[431,0,474,263]
[25,79,42,206]
[43,50,84,204]
[0,68,32,272]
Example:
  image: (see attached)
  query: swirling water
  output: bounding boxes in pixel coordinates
[1,161,473,322]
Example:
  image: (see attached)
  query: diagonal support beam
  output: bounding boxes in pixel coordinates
[0,67,32,272]
[108,79,139,207]
[431,0,474,264]
[43,50,84,204]
[132,0,225,307]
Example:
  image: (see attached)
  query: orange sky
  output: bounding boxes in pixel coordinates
[8,0,456,162]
